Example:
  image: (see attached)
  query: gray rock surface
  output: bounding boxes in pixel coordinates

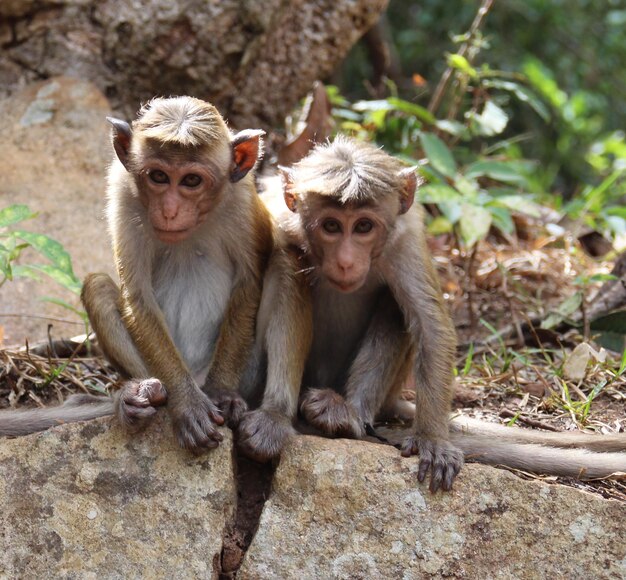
[240,436,626,579]
[0,76,114,346]
[0,413,235,578]
[0,0,387,129]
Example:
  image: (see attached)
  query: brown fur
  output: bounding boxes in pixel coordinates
[237,137,626,489]
[0,97,273,451]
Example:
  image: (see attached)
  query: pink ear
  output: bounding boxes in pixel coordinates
[279,166,298,213]
[399,167,418,214]
[230,129,266,183]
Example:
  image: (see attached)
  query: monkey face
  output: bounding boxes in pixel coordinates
[309,207,388,293]
[137,161,222,244]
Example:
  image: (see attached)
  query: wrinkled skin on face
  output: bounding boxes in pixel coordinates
[306,202,389,293]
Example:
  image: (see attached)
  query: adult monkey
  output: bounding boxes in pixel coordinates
[237,137,626,491]
[0,97,273,451]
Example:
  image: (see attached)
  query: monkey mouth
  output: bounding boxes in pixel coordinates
[154,228,192,243]
[327,278,363,293]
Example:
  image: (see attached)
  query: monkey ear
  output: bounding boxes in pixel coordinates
[107,117,132,169]
[279,166,298,213]
[230,129,266,183]
[399,166,418,214]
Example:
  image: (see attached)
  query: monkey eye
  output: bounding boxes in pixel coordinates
[181,173,202,187]
[354,219,374,234]
[148,170,169,184]
[322,219,342,234]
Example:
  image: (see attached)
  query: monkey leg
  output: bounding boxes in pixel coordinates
[237,248,312,463]
[299,388,364,438]
[82,273,150,378]
[82,274,165,429]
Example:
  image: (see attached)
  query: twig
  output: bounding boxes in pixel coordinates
[428,0,495,115]
[500,409,560,431]
[0,313,84,325]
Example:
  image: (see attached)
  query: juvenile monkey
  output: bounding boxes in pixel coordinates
[238,137,626,490]
[0,97,273,450]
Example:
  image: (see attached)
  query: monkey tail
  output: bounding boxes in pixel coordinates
[0,394,114,437]
[451,432,626,479]
[451,415,626,453]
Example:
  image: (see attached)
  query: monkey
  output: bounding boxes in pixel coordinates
[0,97,274,451]
[236,136,626,491]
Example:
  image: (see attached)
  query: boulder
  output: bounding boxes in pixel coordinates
[0,0,387,129]
[0,77,114,346]
[0,413,235,577]
[240,436,626,578]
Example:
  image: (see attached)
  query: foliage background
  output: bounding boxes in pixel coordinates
[335,0,626,246]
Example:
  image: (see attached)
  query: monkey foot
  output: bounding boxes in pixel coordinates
[400,435,464,493]
[300,388,365,439]
[237,409,295,463]
[205,387,248,428]
[171,387,225,453]
[116,378,168,433]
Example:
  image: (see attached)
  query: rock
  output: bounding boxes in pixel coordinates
[0,77,114,346]
[0,413,235,577]
[0,0,387,129]
[240,436,626,578]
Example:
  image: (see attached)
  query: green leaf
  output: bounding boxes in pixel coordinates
[434,119,469,139]
[367,109,389,129]
[420,133,457,178]
[11,264,42,281]
[0,205,36,229]
[417,184,461,204]
[12,230,77,277]
[352,100,393,112]
[469,101,509,137]
[459,204,492,247]
[453,175,479,198]
[542,292,583,329]
[482,80,550,121]
[16,264,82,294]
[40,296,87,319]
[488,206,515,235]
[427,216,454,235]
[386,97,436,124]
[446,53,478,79]
[438,201,463,225]
[465,160,529,187]
[491,194,542,218]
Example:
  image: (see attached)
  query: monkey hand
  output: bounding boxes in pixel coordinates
[400,435,464,493]
[203,387,248,428]
[115,378,168,433]
[170,387,225,453]
[236,409,296,463]
[300,388,365,439]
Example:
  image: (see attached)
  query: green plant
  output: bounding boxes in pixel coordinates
[0,204,87,328]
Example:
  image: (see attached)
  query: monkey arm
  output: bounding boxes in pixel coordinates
[344,290,412,428]
[300,291,411,439]
[236,247,312,463]
[120,288,225,451]
[381,221,463,492]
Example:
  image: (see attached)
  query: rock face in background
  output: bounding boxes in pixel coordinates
[240,437,626,578]
[0,77,114,345]
[0,414,235,577]
[0,422,624,578]
[0,0,387,129]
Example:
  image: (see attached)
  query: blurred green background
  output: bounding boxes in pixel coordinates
[330,0,626,249]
